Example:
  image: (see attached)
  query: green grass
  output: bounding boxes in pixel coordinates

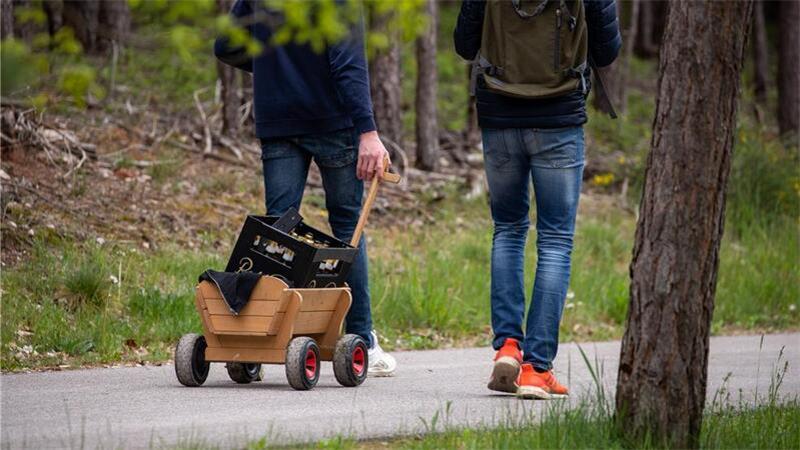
[2,181,797,370]
[0,240,220,370]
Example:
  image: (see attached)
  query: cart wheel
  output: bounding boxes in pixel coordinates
[175,333,210,387]
[226,363,263,384]
[285,337,320,390]
[333,334,369,387]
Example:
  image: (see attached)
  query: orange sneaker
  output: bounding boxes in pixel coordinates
[516,364,569,399]
[487,338,522,393]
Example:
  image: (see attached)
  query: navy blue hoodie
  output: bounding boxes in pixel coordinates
[214,0,376,139]
[454,0,622,129]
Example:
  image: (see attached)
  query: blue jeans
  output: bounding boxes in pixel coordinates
[260,128,373,348]
[482,127,584,371]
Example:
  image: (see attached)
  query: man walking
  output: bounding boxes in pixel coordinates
[454,0,620,398]
[214,0,396,376]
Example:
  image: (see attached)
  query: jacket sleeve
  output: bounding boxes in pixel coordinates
[584,0,622,67]
[327,17,376,135]
[213,0,254,73]
[453,0,486,61]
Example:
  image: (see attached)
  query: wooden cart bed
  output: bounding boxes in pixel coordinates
[195,276,352,363]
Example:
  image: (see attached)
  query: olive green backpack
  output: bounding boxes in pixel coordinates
[478,0,588,99]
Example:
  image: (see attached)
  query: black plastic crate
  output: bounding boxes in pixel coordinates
[225,213,358,288]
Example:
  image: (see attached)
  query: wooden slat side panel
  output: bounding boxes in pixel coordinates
[296,291,342,312]
[205,347,285,363]
[208,315,271,335]
[195,286,221,347]
[204,298,279,316]
[292,311,334,334]
[217,335,281,349]
[198,276,287,303]
[248,276,289,301]
[198,281,223,300]
[318,290,352,354]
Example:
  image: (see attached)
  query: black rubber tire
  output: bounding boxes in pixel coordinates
[285,337,320,390]
[226,363,263,384]
[175,333,210,387]
[333,334,369,387]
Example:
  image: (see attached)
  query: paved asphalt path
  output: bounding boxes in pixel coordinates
[2,333,798,449]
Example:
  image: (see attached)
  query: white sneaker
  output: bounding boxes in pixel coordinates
[367,330,396,377]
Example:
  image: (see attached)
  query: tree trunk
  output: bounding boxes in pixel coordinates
[777,0,799,136]
[1,0,14,39]
[62,0,129,53]
[414,0,438,171]
[368,10,403,153]
[98,0,130,48]
[43,0,63,37]
[217,0,240,136]
[593,0,639,114]
[616,1,753,448]
[62,0,100,52]
[751,0,768,105]
[634,0,657,57]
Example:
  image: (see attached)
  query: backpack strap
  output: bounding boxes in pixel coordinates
[564,60,589,95]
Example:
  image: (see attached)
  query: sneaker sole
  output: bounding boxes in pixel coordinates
[487,357,520,393]
[368,369,395,377]
[516,385,551,400]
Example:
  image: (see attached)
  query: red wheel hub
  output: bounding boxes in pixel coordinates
[352,345,365,376]
[305,349,317,380]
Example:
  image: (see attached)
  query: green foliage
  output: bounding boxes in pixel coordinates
[57,63,104,107]
[0,38,43,95]
[269,0,352,53]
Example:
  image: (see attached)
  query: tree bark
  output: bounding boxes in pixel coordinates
[777,0,799,136]
[368,10,403,154]
[751,0,769,105]
[217,0,240,136]
[62,0,100,52]
[98,0,130,48]
[616,1,753,448]
[62,0,129,53]
[43,0,63,37]
[414,0,438,171]
[593,0,639,114]
[634,0,656,57]
[1,0,14,39]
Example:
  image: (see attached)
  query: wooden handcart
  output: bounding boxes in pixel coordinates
[175,161,400,390]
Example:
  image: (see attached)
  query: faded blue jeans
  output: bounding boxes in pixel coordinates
[482,126,584,371]
[260,128,373,348]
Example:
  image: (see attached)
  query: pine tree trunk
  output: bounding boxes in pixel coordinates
[217,0,240,136]
[43,0,63,37]
[62,0,128,53]
[777,0,799,136]
[593,0,639,114]
[62,0,100,52]
[751,0,769,105]
[98,0,130,48]
[1,0,14,39]
[635,0,657,57]
[616,1,753,448]
[414,0,438,171]
[368,10,403,153]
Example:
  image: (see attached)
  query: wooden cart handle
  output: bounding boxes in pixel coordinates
[350,157,400,247]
